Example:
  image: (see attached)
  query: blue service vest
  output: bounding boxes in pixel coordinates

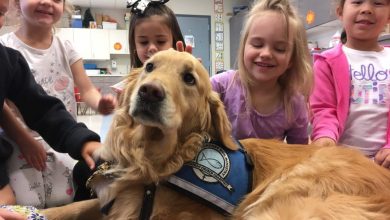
[166,139,253,215]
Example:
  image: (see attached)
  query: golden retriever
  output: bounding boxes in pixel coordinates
[43,49,390,220]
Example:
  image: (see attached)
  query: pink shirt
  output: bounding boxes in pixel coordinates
[310,43,390,149]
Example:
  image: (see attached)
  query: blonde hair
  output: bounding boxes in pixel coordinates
[10,0,73,26]
[237,0,313,122]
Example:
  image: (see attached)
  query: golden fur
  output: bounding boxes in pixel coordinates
[43,49,390,220]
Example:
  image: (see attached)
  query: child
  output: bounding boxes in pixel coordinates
[0,0,116,208]
[0,1,101,219]
[211,0,312,144]
[73,0,189,201]
[310,0,390,167]
[0,43,101,217]
[111,0,187,94]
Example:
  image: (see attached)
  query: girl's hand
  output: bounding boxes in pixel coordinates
[176,41,202,63]
[97,94,117,115]
[18,139,46,171]
[374,148,390,168]
[0,208,26,220]
[81,141,102,170]
[311,137,336,147]
[176,41,192,53]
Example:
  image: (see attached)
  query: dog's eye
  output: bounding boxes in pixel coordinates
[145,63,154,72]
[183,73,196,85]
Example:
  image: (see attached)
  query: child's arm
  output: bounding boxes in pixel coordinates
[71,59,117,115]
[0,104,46,171]
[0,207,26,220]
[3,44,101,165]
[311,137,336,147]
[285,96,310,145]
[310,57,340,143]
[0,184,16,205]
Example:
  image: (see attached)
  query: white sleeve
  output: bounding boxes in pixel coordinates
[62,37,82,65]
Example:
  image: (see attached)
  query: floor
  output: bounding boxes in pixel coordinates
[77,114,113,142]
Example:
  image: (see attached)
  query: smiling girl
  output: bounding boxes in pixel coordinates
[211,0,313,144]
[310,0,390,167]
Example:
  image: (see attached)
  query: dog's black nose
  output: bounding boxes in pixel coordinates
[138,83,165,102]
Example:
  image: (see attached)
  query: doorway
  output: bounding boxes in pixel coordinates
[176,15,211,75]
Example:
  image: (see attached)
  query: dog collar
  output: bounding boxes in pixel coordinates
[139,184,157,220]
[87,161,159,218]
[99,183,157,219]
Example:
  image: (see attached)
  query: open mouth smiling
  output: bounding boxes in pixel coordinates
[36,9,53,16]
[255,62,275,68]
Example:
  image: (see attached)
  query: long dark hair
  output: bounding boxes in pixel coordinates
[128,4,185,68]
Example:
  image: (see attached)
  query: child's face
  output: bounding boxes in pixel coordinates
[243,11,293,85]
[135,15,173,64]
[18,0,64,28]
[0,0,9,28]
[338,0,390,44]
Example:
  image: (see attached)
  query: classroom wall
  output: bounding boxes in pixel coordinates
[167,0,251,74]
[89,0,250,74]
[1,0,252,75]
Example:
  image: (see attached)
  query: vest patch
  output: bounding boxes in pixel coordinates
[166,140,253,215]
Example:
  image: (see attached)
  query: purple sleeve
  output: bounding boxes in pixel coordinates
[285,96,309,144]
[210,70,235,100]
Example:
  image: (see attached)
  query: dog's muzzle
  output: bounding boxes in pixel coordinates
[131,82,165,123]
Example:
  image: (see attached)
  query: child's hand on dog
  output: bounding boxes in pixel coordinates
[375,148,390,169]
[0,208,26,220]
[81,142,102,169]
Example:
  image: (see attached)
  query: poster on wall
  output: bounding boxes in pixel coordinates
[216,41,224,51]
[214,0,224,73]
[216,52,223,60]
[184,35,195,48]
[215,22,224,32]
[214,1,223,13]
[215,32,224,41]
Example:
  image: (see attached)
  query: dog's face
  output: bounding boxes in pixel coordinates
[129,49,211,132]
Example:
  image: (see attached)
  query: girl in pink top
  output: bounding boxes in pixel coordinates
[310,0,390,168]
[211,0,313,144]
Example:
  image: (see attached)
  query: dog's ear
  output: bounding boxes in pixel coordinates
[208,91,238,150]
[97,68,142,161]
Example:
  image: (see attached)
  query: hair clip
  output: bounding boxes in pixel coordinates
[127,0,169,15]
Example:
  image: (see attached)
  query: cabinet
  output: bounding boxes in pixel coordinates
[57,28,110,60]
[71,0,126,9]
[56,28,73,42]
[90,29,110,60]
[89,75,125,96]
[109,30,129,54]
[73,29,110,60]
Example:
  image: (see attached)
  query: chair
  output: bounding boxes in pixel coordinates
[74,87,90,115]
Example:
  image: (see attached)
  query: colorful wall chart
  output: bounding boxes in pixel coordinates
[214,0,224,73]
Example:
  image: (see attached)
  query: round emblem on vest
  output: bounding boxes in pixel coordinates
[192,142,230,183]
